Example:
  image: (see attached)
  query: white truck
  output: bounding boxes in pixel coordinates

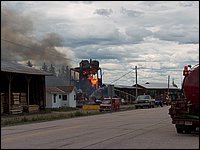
[134,95,155,109]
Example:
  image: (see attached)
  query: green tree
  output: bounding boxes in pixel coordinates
[41,62,48,71]
[58,65,67,77]
[49,64,56,76]
[27,60,33,67]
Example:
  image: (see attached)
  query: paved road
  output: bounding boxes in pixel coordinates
[1,106,199,149]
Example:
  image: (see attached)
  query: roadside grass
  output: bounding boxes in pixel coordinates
[1,105,134,127]
[1,109,101,127]
[46,107,79,112]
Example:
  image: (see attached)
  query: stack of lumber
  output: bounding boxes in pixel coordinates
[10,105,23,114]
[1,93,8,113]
[20,93,27,106]
[1,94,3,114]
[28,105,39,113]
[12,93,20,105]
[10,93,23,114]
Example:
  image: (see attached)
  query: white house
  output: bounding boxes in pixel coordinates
[46,86,77,108]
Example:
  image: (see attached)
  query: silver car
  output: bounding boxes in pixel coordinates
[134,95,155,109]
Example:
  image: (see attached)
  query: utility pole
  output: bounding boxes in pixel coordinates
[135,66,138,98]
[168,75,170,97]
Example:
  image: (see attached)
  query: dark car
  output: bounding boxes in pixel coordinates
[155,99,163,107]
[95,99,102,105]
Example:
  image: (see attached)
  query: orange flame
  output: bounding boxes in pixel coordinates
[91,78,98,87]
[88,76,98,88]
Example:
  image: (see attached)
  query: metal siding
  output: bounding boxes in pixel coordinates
[1,60,52,75]
[46,93,52,108]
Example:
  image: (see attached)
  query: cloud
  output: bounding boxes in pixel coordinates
[94,8,113,17]
[69,1,93,5]
[154,25,199,44]
[120,7,144,17]
[178,1,199,7]
[125,27,153,43]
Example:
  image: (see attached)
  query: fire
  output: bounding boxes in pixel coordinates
[91,78,98,87]
[88,75,98,88]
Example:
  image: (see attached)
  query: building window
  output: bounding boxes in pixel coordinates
[53,94,57,103]
[59,95,61,99]
[63,95,67,101]
[74,95,76,101]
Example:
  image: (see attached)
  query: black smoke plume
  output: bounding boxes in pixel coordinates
[1,5,71,66]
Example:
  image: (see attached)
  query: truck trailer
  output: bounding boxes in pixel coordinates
[169,64,199,133]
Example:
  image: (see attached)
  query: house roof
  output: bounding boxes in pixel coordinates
[1,60,52,75]
[46,87,65,94]
[46,86,77,94]
[135,82,179,90]
[57,86,76,93]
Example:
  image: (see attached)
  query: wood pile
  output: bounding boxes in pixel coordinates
[20,93,27,106]
[1,93,8,113]
[1,95,3,114]
[20,93,28,112]
[12,93,20,105]
[28,105,39,113]
[1,92,39,114]
[11,93,23,114]
[10,105,23,114]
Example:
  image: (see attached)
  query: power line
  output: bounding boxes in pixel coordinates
[110,69,134,84]
[109,66,183,84]
[138,67,183,71]
[114,88,136,98]
[1,38,34,50]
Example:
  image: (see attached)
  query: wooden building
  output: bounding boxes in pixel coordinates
[1,60,52,114]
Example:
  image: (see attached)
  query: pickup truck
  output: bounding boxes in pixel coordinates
[134,95,155,109]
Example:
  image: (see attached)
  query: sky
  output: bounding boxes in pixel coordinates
[1,1,199,88]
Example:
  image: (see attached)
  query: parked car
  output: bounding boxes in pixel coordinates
[95,99,102,105]
[87,100,96,105]
[121,98,128,105]
[134,95,155,109]
[162,96,171,105]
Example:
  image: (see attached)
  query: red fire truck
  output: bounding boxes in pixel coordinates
[99,97,121,112]
[169,64,199,133]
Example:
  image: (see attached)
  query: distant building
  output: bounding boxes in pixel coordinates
[114,84,143,103]
[133,82,179,99]
[113,82,179,103]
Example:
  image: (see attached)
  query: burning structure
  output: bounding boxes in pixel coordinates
[70,59,103,99]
